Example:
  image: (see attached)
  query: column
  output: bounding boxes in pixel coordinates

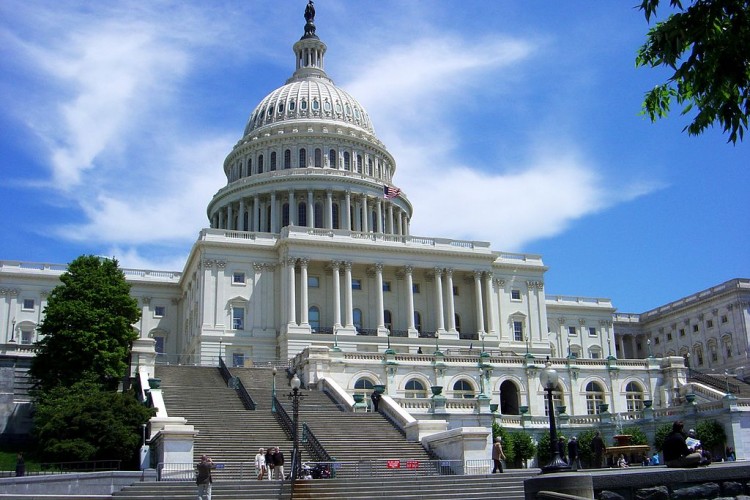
[299,258,309,326]
[445,269,456,332]
[387,203,394,234]
[326,190,333,229]
[238,199,245,231]
[253,195,260,231]
[494,278,505,340]
[376,200,383,233]
[344,262,354,328]
[361,195,369,233]
[473,271,485,335]
[375,263,385,330]
[270,192,277,233]
[344,191,351,230]
[618,335,625,358]
[287,258,297,326]
[227,203,234,230]
[331,261,342,328]
[288,190,296,226]
[631,335,638,359]
[307,190,314,228]
[434,268,446,332]
[485,272,497,335]
[405,265,415,331]
[396,210,403,235]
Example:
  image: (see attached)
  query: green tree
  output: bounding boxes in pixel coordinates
[33,380,154,467]
[575,429,598,468]
[695,419,727,453]
[653,422,673,452]
[508,431,536,468]
[636,0,750,143]
[492,423,516,466]
[536,431,566,466]
[622,425,649,446]
[30,255,140,392]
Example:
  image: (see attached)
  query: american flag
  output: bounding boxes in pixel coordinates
[383,185,401,199]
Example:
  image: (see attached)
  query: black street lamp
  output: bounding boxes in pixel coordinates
[540,359,570,473]
[9,318,16,343]
[289,373,302,479]
[272,367,277,413]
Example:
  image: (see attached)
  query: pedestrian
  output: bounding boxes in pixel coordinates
[265,448,275,480]
[591,431,606,468]
[617,454,629,468]
[567,436,580,470]
[370,390,382,412]
[196,455,215,500]
[663,421,701,468]
[491,437,506,473]
[273,447,285,480]
[15,452,25,477]
[254,447,266,481]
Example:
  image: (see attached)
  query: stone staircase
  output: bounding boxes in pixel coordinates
[155,365,297,480]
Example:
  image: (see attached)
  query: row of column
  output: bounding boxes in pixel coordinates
[283,259,502,337]
[212,189,410,235]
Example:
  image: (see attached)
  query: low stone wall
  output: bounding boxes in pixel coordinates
[0,470,156,496]
[525,462,750,500]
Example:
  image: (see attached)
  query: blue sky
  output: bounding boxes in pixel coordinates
[0,1,747,313]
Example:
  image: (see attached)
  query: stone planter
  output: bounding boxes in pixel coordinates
[614,434,633,446]
[519,405,529,414]
[148,378,161,389]
[556,405,567,415]
[353,394,365,404]
[373,384,386,394]
[685,393,696,404]
[490,403,499,413]
[598,403,609,413]
[431,386,443,396]
[643,399,653,408]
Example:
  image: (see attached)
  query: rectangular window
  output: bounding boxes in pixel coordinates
[679,329,685,337]
[667,332,673,341]
[232,306,245,330]
[20,328,33,345]
[655,337,660,345]
[232,353,245,367]
[412,283,421,293]
[706,319,713,328]
[692,324,699,333]
[453,286,459,296]
[383,281,391,292]
[588,327,597,337]
[154,336,165,354]
[636,342,642,351]
[352,279,362,290]
[511,289,521,301]
[154,306,166,318]
[591,351,600,359]
[232,272,246,284]
[513,321,523,341]
[308,276,320,288]
[22,299,35,310]
[721,315,728,324]
[568,326,577,336]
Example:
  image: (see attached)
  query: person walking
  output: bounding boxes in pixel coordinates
[491,437,506,473]
[254,448,266,481]
[591,431,606,468]
[15,452,25,477]
[196,455,215,500]
[265,448,275,480]
[273,447,285,480]
[567,437,581,470]
[370,391,382,412]
[557,437,567,464]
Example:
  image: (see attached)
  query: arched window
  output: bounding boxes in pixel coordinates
[499,380,520,415]
[247,158,252,176]
[332,203,340,229]
[545,384,565,416]
[282,203,290,227]
[405,379,428,398]
[453,379,475,399]
[371,210,378,232]
[329,149,337,168]
[284,149,291,169]
[298,202,307,227]
[356,154,363,173]
[585,381,606,415]
[301,99,308,111]
[309,306,320,333]
[414,312,422,333]
[258,154,264,173]
[354,378,374,398]
[383,310,392,331]
[314,148,322,168]
[625,381,644,412]
[289,99,296,111]
[312,99,319,111]
[343,151,351,170]
[353,308,363,332]
[299,148,307,168]
[368,158,373,176]
[314,202,323,228]
[270,151,277,171]
[455,314,461,334]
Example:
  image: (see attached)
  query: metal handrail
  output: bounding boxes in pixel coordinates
[688,368,740,394]
[218,357,231,383]
[274,395,293,438]
[302,423,334,462]
[234,377,257,410]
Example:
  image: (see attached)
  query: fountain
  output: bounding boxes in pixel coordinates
[605,413,650,465]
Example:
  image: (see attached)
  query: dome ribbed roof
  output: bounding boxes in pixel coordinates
[243,79,375,137]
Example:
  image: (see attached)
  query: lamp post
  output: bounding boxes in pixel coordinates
[647,338,653,358]
[540,359,570,473]
[289,373,302,479]
[272,367,278,412]
[9,318,16,343]
[218,338,223,363]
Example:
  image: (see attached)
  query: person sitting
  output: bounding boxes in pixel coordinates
[649,452,660,466]
[726,447,736,462]
[687,428,712,465]
[663,421,701,468]
[617,454,629,468]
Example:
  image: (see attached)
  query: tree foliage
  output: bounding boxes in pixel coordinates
[536,431,566,466]
[653,422,673,451]
[695,419,727,451]
[33,380,154,466]
[574,429,597,467]
[508,431,536,468]
[636,0,750,143]
[30,255,140,392]
[622,425,649,446]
